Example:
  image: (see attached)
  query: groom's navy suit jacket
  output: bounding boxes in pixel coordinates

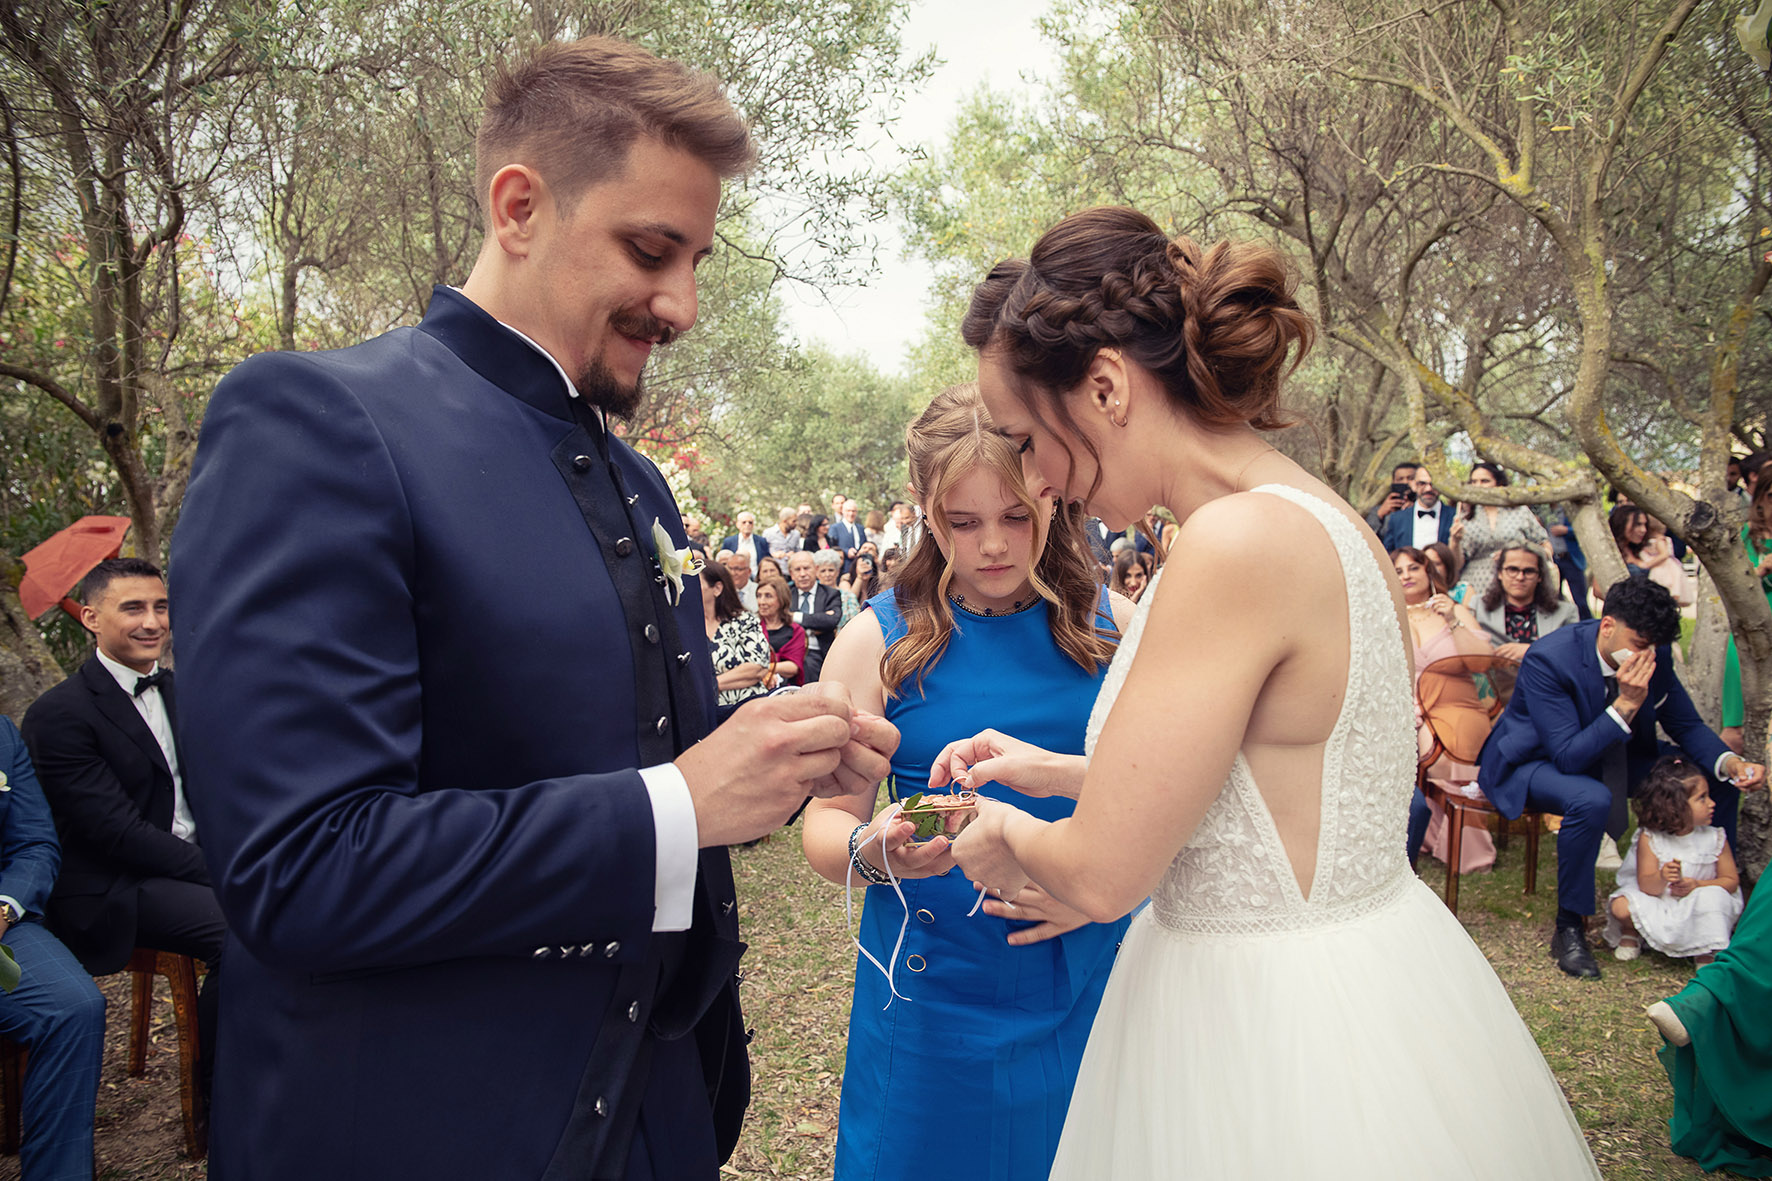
[170,288,746,1179]
[1477,620,1727,819]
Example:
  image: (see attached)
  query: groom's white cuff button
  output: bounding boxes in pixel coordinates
[640,762,699,931]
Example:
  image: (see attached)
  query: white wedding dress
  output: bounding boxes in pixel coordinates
[1051,485,1601,1179]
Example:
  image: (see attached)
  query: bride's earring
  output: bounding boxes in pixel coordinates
[1109,398,1129,429]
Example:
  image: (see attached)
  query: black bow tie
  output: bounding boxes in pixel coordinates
[1417,507,1436,517]
[133,670,168,697]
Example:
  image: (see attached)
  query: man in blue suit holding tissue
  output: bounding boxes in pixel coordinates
[1479,577,1763,980]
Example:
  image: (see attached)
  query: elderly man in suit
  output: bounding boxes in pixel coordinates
[21,557,224,1108]
[718,511,766,576]
[169,36,896,1181]
[1478,577,1764,979]
[0,717,106,1181]
[785,551,843,682]
[828,499,864,572]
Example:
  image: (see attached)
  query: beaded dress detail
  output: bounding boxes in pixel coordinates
[1083,484,1417,935]
[1051,484,1601,1179]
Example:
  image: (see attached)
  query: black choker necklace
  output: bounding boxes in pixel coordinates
[947,592,1039,617]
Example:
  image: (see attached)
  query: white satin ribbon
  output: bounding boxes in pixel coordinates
[847,801,913,1008]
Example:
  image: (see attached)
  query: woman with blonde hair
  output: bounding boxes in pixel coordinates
[804,383,1133,1181]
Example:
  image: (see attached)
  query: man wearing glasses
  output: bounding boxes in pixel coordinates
[1473,544,1579,659]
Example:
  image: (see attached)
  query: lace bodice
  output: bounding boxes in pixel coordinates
[1084,485,1418,935]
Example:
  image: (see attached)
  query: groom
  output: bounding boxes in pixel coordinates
[170,36,895,1180]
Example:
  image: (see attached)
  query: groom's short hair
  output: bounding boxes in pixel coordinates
[475,35,754,221]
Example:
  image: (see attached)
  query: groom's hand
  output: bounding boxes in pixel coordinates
[801,681,899,800]
[677,688,897,846]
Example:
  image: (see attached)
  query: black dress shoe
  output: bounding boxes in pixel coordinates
[1551,925,1602,978]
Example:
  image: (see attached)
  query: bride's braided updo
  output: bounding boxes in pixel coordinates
[961,207,1314,432]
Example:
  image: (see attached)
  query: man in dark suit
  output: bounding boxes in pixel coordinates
[785,551,843,682]
[0,716,106,1181]
[718,511,766,576]
[827,499,864,572]
[1382,468,1454,552]
[1478,577,1764,979]
[20,557,223,1103]
[168,36,894,1181]
[1364,460,1418,533]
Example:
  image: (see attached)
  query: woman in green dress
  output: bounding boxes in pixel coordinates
[1719,477,1772,753]
[1649,882,1772,1175]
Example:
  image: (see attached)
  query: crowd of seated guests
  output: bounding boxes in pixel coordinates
[1377,457,1772,996]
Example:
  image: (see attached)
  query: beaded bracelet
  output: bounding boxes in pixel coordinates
[848,823,892,886]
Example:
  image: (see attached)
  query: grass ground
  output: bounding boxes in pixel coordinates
[727,822,1751,1181]
[5,825,1748,1180]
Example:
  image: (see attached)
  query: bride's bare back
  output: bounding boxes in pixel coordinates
[1060,474,1414,917]
[1234,478,1411,896]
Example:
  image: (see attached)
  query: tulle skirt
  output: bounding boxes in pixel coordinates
[1051,878,1601,1179]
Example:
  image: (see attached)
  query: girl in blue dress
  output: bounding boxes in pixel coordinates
[802,382,1133,1181]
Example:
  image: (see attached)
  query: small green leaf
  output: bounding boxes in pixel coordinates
[0,944,19,993]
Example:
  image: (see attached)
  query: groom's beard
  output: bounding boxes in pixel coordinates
[577,312,677,420]
[577,358,645,420]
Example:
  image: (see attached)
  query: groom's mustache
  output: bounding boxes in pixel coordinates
[611,310,677,347]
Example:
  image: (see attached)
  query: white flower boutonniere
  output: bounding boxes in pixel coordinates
[652,518,704,606]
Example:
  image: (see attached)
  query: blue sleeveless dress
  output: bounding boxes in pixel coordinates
[835,589,1129,1181]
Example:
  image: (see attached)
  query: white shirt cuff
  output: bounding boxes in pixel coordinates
[1606,706,1631,733]
[639,763,699,932]
[1714,752,1735,781]
[0,895,23,922]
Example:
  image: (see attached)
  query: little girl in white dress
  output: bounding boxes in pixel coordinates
[1604,756,1744,963]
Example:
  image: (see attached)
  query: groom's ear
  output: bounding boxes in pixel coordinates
[485,164,548,257]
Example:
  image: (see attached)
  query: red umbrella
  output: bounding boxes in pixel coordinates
[18,515,132,620]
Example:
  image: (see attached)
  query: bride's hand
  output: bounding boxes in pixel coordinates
[978,881,1090,944]
[853,809,955,881]
[928,729,1082,799]
[951,797,1032,901]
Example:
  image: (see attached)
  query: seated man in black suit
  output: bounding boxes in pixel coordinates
[785,552,842,682]
[22,557,223,1106]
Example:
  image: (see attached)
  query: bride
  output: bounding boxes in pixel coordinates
[942,207,1601,1177]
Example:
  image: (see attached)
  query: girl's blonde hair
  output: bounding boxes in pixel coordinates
[880,383,1116,697]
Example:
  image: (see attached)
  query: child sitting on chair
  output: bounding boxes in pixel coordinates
[1605,756,1743,964]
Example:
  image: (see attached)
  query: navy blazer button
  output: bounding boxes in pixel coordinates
[615,537,634,556]
[655,716,669,736]
[627,1001,640,1022]
[572,454,592,471]
[532,947,552,960]
[604,941,620,958]
[594,1096,609,1118]
[643,624,660,644]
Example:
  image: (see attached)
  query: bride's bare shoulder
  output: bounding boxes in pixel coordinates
[1176,487,1344,554]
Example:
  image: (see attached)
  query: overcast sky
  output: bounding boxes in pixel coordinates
[772,0,1057,375]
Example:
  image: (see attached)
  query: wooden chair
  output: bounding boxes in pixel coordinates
[1416,652,1541,914]
[0,948,206,1160]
